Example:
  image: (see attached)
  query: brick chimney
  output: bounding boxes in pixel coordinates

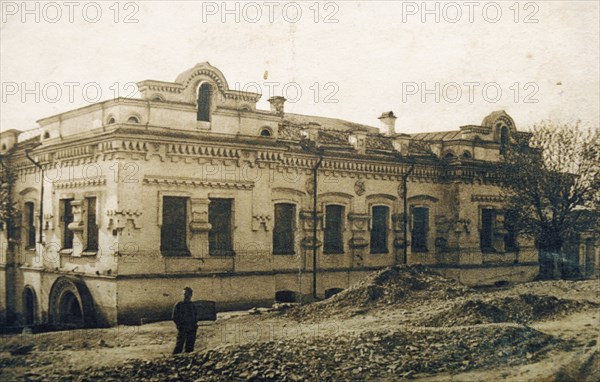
[268,96,286,116]
[378,111,397,136]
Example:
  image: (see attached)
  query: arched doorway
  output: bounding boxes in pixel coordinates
[23,287,37,326]
[48,276,96,328]
[58,291,83,325]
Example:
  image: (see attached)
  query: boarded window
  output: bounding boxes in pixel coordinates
[209,198,234,256]
[161,197,189,256]
[480,208,495,253]
[411,207,429,252]
[370,206,389,254]
[324,205,344,254]
[197,83,212,122]
[25,202,35,248]
[85,197,98,252]
[61,199,74,249]
[273,203,295,254]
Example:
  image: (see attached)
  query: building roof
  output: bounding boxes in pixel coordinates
[0,129,22,137]
[410,131,462,142]
[284,113,380,133]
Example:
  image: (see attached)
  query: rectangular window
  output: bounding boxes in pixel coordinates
[209,198,233,256]
[161,196,189,256]
[85,197,98,252]
[480,208,495,253]
[273,203,296,255]
[370,206,389,254]
[324,205,344,254]
[61,199,74,249]
[411,207,429,253]
[24,202,35,248]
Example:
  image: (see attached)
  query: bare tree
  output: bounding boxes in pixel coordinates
[502,121,600,279]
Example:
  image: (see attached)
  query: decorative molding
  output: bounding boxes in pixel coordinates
[354,180,366,196]
[252,214,272,231]
[144,176,254,190]
[407,194,439,204]
[43,213,54,231]
[55,145,92,160]
[190,198,211,233]
[107,209,143,230]
[305,178,314,195]
[166,144,240,158]
[54,177,106,189]
[348,213,369,232]
[471,194,505,203]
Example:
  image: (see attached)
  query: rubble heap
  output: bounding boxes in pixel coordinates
[425,294,600,326]
[39,326,566,382]
[271,265,471,321]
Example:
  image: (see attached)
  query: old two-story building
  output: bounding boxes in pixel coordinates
[1,62,540,328]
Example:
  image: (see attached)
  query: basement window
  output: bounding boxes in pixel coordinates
[370,206,389,254]
[209,198,234,256]
[273,203,296,255]
[324,205,344,254]
[411,207,429,253]
[161,196,190,256]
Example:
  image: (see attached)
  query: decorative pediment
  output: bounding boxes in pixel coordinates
[136,62,261,105]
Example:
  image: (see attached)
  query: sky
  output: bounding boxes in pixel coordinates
[1,0,599,135]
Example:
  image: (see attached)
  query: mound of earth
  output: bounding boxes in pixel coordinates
[270,265,471,321]
[38,326,567,382]
[425,294,599,327]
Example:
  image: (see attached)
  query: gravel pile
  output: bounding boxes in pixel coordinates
[271,265,471,321]
[34,325,565,382]
[425,294,599,326]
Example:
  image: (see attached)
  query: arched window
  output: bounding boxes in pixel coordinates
[43,131,50,139]
[107,117,115,125]
[1,144,7,151]
[197,83,212,122]
[462,150,472,159]
[500,126,509,154]
[127,116,140,124]
[260,128,272,137]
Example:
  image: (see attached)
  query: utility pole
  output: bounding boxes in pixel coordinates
[312,153,323,300]
[25,150,44,247]
[300,137,323,300]
[402,164,415,265]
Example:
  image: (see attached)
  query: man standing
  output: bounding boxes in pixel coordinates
[172,286,198,354]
